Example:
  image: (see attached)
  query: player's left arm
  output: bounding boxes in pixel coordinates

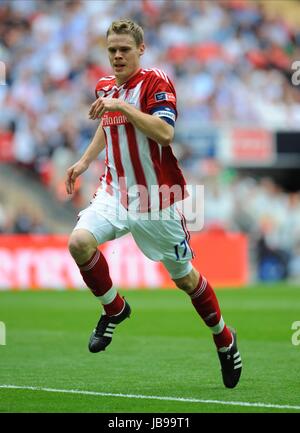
[120,102,174,147]
[89,98,173,146]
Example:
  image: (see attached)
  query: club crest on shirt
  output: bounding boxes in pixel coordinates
[154,92,176,102]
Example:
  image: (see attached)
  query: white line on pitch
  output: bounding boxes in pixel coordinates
[0,384,299,411]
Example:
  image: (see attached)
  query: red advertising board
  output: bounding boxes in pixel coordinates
[232,128,274,164]
[0,131,14,162]
[0,232,248,290]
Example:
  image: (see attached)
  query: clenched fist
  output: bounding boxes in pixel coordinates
[89,97,124,120]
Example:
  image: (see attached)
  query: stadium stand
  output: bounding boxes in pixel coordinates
[1,0,300,281]
[0,163,75,233]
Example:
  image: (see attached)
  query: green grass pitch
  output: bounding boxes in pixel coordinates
[0,284,300,413]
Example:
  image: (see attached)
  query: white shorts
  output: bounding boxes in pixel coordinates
[74,188,193,280]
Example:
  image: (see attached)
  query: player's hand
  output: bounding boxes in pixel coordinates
[65,159,89,195]
[89,97,123,120]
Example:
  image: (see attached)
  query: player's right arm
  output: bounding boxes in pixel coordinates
[65,122,106,195]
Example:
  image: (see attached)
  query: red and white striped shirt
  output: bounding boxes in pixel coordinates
[95,68,188,212]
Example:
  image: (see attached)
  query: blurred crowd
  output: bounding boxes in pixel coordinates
[203,173,300,280]
[0,192,49,234]
[1,0,300,280]
[1,0,300,179]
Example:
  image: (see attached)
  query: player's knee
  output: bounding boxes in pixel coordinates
[174,275,195,293]
[68,230,97,262]
[173,268,199,294]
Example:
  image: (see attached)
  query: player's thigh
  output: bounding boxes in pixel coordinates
[73,187,130,245]
[162,258,193,281]
[160,215,194,280]
[73,208,128,246]
[131,207,194,278]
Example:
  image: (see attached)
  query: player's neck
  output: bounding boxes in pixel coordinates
[115,67,141,87]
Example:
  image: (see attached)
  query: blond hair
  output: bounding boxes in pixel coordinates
[106,19,144,46]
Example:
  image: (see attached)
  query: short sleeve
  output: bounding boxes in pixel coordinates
[143,73,177,127]
[95,76,114,98]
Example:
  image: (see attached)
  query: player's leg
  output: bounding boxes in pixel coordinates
[68,200,131,352]
[165,260,242,389]
[69,224,126,317]
[172,266,233,351]
[130,206,241,388]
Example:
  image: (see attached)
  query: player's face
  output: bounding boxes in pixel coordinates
[107,33,145,85]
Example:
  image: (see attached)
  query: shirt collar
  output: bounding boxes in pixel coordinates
[115,68,142,90]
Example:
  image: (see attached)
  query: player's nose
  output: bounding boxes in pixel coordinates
[114,50,123,58]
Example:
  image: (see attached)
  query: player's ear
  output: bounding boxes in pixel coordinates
[139,43,145,57]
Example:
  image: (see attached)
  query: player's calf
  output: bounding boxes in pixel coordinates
[176,269,242,388]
